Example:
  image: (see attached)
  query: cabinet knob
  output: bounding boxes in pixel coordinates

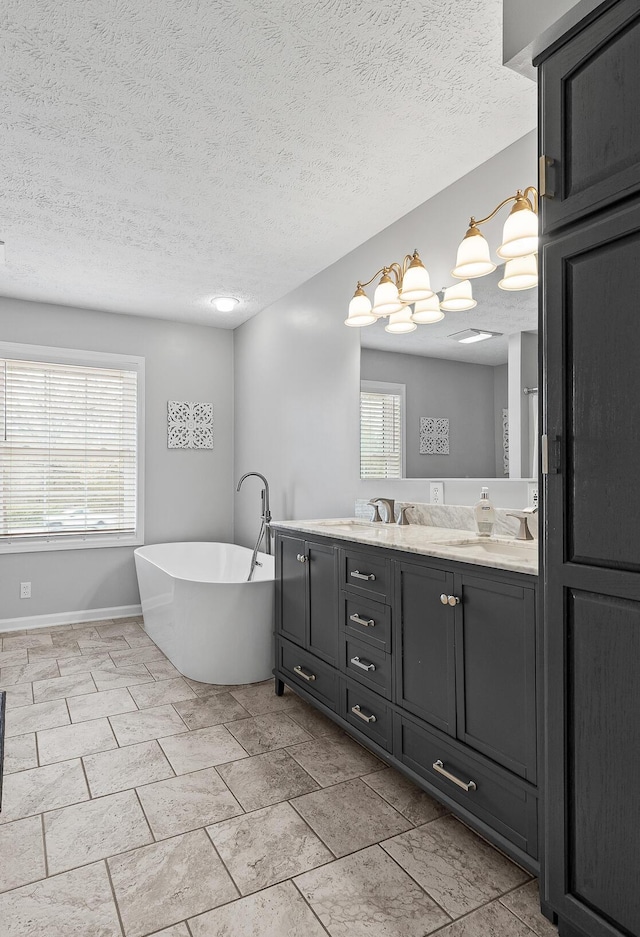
[440,594,460,606]
[296,554,307,563]
[440,593,449,605]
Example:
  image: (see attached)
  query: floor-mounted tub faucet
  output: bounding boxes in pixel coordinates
[236,472,272,580]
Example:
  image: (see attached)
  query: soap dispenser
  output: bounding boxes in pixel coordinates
[475,487,495,537]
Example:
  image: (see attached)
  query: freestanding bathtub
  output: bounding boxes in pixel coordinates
[134,542,275,684]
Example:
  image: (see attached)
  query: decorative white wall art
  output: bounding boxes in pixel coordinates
[167,401,214,449]
[502,408,509,475]
[420,417,450,455]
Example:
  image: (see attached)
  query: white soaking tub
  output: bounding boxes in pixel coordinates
[134,542,275,684]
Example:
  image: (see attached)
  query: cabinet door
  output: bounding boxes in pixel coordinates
[454,574,537,782]
[307,540,338,665]
[395,561,456,736]
[540,0,640,232]
[276,534,307,647]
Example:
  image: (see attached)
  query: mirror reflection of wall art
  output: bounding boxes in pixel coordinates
[167,401,214,449]
[502,408,509,475]
[420,417,449,455]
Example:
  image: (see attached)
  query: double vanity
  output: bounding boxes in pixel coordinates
[272,514,539,874]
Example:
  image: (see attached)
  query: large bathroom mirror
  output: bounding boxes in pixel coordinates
[359,268,538,480]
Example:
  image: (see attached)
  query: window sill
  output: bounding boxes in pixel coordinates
[0,534,144,555]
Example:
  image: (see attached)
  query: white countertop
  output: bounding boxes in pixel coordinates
[271,518,538,576]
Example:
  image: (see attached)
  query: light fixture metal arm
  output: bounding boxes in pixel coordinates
[470,187,539,228]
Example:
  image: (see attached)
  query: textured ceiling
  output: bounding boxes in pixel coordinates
[0,0,537,327]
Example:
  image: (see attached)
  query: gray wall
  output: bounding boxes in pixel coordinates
[361,349,499,479]
[0,297,234,620]
[234,132,538,548]
[493,364,509,477]
[503,0,604,78]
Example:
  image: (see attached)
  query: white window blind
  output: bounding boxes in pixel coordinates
[0,354,140,545]
[360,383,404,479]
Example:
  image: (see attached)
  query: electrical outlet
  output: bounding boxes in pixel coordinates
[20,581,31,599]
[528,482,539,509]
[430,481,444,505]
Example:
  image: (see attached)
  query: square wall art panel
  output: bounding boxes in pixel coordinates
[167,401,214,449]
[420,417,450,455]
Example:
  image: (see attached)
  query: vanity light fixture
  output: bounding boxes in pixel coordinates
[498,254,538,291]
[450,328,498,344]
[385,306,417,333]
[411,294,444,324]
[211,297,239,313]
[440,280,476,312]
[344,250,434,328]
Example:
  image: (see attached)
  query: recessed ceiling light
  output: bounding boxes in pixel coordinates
[211,297,239,313]
[449,328,498,344]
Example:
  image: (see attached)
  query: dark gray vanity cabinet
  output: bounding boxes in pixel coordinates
[538,3,640,935]
[274,529,540,872]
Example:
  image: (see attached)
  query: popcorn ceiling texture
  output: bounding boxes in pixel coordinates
[0,0,536,327]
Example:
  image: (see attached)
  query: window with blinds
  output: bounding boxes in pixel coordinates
[0,346,143,550]
[360,381,405,479]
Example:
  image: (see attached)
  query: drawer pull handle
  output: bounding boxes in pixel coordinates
[351,656,375,672]
[433,759,477,792]
[351,704,377,724]
[351,570,376,581]
[296,554,307,563]
[293,665,316,682]
[350,613,375,628]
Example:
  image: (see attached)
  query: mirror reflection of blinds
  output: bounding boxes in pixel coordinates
[0,358,138,540]
[360,391,402,479]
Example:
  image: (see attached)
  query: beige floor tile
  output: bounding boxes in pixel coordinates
[109,645,166,665]
[500,881,559,936]
[293,778,412,857]
[67,686,137,723]
[381,815,530,917]
[362,767,449,825]
[57,652,116,676]
[96,620,144,638]
[287,701,345,739]
[173,691,250,730]
[110,704,187,745]
[295,844,451,937]
[124,630,154,647]
[28,642,82,661]
[92,666,155,690]
[3,733,38,773]
[32,671,96,703]
[44,789,153,874]
[108,828,238,937]
[145,658,181,680]
[0,660,60,687]
[435,899,539,936]
[147,927,190,937]
[208,801,332,895]
[137,766,243,839]
[0,861,122,937]
[6,698,69,738]
[0,682,34,709]
[129,676,196,709]
[0,649,28,667]
[78,635,131,651]
[225,712,312,754]
[2,633,53,651]
[0,816,46,893]
[159,724,248,774]
[287,734,383,787]
[0,759,89,824]
[230,681,304,715]
[189,880,327,937]
[84,739,174,797]
[38,717,117,764]
[217,749,319,811]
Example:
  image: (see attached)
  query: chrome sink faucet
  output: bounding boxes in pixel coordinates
[368,498,395,523]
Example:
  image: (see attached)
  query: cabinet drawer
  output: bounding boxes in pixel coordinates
[342,680,392,753]
[341,592,391,653]
[279,640,338,712]
[340,548,391,604]
[343,637,391,700]
[395,714,538,859]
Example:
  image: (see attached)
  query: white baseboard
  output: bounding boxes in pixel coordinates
[0,604,142,633]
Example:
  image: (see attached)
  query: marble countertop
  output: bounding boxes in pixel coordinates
[271,518,538,576]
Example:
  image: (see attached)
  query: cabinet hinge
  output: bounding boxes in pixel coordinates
[539,155,556,199]
[541,434,561,474]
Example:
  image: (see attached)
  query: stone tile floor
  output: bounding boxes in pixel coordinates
[0,618,559,936]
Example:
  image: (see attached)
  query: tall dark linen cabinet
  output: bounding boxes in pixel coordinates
[538,2,640,936]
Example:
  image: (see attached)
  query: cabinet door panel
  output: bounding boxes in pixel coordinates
[395,562,456,736]
[307,541,338,664]
[455,575,537,782]
[277,535,307,647]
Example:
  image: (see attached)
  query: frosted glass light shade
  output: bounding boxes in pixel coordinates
[440,280,476,312]
[451,229,497,279]
[385,307,417,333]
[412,295,444,324]
[372,275,403,316]
[497,205,538,259]
[344,288,376,326]
[399,258,434,302]
[498,254,538,291]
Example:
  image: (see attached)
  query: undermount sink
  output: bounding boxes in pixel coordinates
[451,539,538,558]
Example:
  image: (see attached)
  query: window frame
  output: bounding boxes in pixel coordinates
[0,341,145,554]
[360,379,406,480]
